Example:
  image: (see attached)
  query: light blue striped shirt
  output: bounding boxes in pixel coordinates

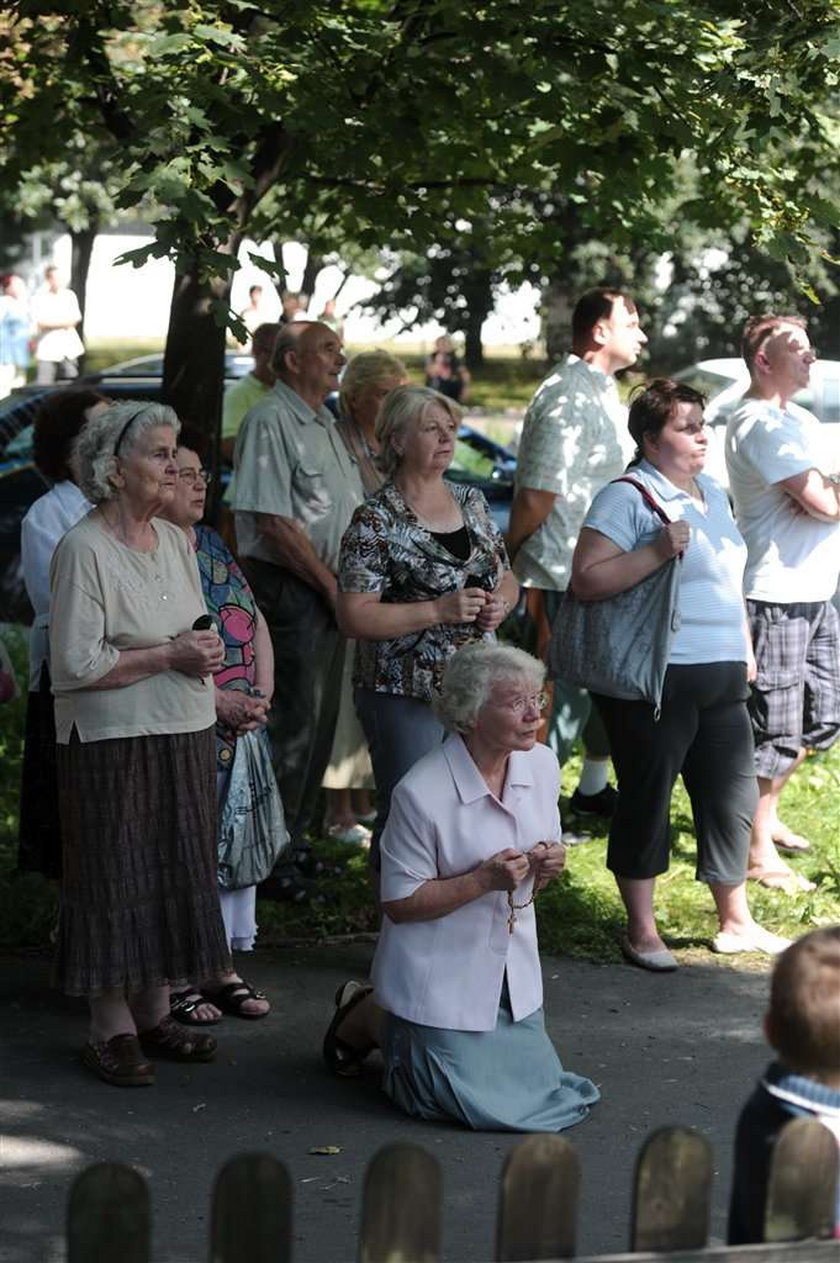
[583,461,748,665]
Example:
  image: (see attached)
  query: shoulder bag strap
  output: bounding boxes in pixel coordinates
[610,476,673,525]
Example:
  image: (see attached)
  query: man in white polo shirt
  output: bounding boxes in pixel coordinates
[726,314,840,892]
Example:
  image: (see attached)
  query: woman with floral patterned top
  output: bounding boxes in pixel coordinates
[337,384,519,867]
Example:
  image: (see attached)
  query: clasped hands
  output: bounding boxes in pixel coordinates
[481,840,566,894]
[214,687,270,737]
[438,584,508,632]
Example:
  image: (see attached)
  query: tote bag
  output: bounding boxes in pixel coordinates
[218,726,289,890]
[549,478,682,712]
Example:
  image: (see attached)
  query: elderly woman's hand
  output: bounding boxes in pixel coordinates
[215,689,269,735]
[478,848,531,892]
[169,629,225,677]
[528,840,566,892]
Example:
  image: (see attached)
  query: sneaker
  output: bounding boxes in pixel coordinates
[568,784,618,818]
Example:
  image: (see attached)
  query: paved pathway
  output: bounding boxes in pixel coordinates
[1,944,772,1262]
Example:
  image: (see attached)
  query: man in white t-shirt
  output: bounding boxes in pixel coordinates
[32,266,84,383]
[507,288,646,818]
[726,314,840,892]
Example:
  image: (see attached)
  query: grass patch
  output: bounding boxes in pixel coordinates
[2,622,837,962]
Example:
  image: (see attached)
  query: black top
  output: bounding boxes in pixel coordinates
[430,525,471,561]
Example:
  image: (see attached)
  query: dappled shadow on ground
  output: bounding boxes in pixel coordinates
[1,944,773,1263]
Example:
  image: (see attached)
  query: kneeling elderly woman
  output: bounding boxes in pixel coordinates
[323,642,599,1132]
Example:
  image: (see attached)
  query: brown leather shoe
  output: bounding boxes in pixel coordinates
[82,1034,156,1086]
[138,1015,216,1062]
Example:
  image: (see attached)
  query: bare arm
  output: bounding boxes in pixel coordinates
[83,631,224,691]
[779,469,840,522]
[336,587,488,639]
[571,523,689,601]
[256,513,337,605]
[505,486,555,563]
[252,608,274,699]
[382,848,530,924]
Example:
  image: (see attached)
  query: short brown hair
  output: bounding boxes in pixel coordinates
[768,926,840,1076]
[741,314,807,373]
[33,388,109,481]
[572,288,631,344]
[627,378,706,465]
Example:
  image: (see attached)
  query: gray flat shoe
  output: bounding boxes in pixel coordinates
[620,937,678,972]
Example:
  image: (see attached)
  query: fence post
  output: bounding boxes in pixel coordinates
[496,1134,580,1261]
[67,1162,150,1263]
[358,1142,441,1263]
[764,1116,839,1243]
[630,1126,712,1252]
[209,1152,292,1263]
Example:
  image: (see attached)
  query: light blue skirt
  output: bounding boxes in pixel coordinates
[380,988,599,1133]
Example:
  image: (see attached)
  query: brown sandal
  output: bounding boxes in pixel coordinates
[82,1034,155,1087]
[139,1015,217,1062]
[323,981,375,1077]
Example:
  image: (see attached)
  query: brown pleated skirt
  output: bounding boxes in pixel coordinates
[54,726,232,997]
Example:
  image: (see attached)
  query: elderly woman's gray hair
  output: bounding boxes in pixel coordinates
[434,643,545,733]
[375,384,461,479]
[72,401,180,504]
[339,349,406,419]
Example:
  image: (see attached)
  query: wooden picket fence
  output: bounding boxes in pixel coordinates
[65,1119,838,1262]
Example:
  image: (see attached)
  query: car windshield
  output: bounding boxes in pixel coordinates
[673,367,738,396]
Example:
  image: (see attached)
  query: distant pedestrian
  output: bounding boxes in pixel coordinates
[238,284,270,342]
[0,273,31,397]
[32,265,84,383]
[425,334,470,403]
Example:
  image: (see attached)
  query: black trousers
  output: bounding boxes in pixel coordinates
[242,561,346,844]
[592,662,757,884]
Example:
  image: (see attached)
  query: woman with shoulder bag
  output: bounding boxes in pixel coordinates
[570,379,788,972]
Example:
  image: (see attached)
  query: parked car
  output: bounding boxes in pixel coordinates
[673,357,840,486]
[0,368,517,623]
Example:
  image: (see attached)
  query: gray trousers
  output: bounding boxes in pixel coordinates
[354,688,445,870]
[242,561,345,844]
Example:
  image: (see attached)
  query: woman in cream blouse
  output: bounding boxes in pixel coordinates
[322,641,599,1132]
[49,401,231,1087]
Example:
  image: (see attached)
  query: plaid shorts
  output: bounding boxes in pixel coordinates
[747,599,840,778]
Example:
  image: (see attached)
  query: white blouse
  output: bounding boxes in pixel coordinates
[20,480,91,689]
[373,735,561,1032]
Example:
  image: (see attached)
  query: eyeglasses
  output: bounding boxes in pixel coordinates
[496,691,548,715]
[177,468,213,485]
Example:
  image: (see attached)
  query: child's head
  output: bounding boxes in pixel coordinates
[765,927,840,1081]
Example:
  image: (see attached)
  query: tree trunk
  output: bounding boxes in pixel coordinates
[460,265,494,371]
[541,277,575,363]
[69,221,98,372]
[463,309,485,370]
[162,260,233,520]
[300,247,325,306]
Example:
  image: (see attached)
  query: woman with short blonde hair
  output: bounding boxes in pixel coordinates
[337,385,519,866]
